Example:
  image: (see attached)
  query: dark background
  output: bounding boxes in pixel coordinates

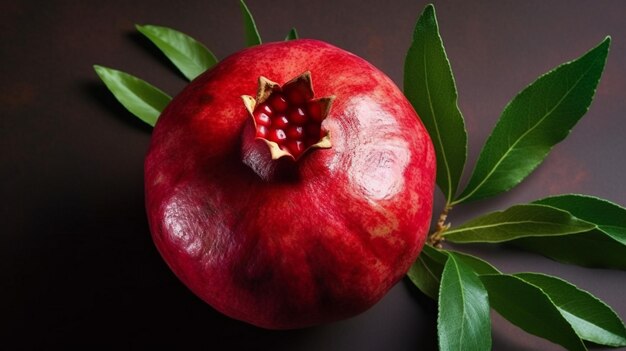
[2,0,625,349]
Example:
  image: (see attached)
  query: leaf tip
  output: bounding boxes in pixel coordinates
[591,36,611,57]
[290,27,299,39]
[420,3,436,20]
[595,36,611,52]
[135,24,152,35]
[93,64,105,76]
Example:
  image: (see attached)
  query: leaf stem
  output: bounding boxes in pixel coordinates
[428,203,452,248]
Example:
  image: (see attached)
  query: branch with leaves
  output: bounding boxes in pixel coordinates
[94,2,626,350]
[406,5,625,351]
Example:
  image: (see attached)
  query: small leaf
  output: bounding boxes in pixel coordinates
[515,273,626,347]
[404,4,467,203]
[443,204,596,243]
[407,253,443,299]
[93,65,171,127]
[285,27,299,41]
[407,245,447,299]
[438,253,491,351]
[240,0,262,46]
[480,274,587,351]
[136,24,218,81]
[455,37,611,204]
[515,195,626,269]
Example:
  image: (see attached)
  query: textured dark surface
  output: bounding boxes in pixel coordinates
[1,0,625,349]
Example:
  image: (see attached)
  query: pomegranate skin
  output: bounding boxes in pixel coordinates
[145,39,436,329]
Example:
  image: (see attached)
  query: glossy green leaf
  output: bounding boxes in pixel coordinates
[455,37,611,204]
[240,0,261,46]
[404,4,467,203]
[438,253,491,351]
[285,27,299,41]
[514,230,626,269]
[480,274,587,351]
[534,194,626,245]
[407,245,446,299]
[136,24,218,81]
[93,65,171,127]
[443,204,596,243]
[515,195,626,269]
[515,273,626,347]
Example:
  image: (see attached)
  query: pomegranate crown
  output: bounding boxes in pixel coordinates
[241,71,334,161]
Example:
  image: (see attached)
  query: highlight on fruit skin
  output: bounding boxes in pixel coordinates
[144,39,436,329]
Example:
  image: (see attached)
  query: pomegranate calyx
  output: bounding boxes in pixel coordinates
[241,71,333,162]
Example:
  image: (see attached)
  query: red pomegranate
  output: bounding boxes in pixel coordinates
[144,39,436,329]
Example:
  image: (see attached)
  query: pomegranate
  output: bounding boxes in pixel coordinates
[144,39,436,329]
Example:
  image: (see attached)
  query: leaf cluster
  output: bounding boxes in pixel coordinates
[93,0,296,126]
[405,4,625,350]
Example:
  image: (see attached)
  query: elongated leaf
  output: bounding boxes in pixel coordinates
[443,204,596,243]
[93,65,171,126]
[285,27,299,41]
[480,274,587,351]
[407,253,443,299]
[514,230,626,269]
[455,38,611,204]
[534,194,626,244]
[240,0,261,46]
[136,24,218,81]
[515,194,626,268]
[404,4,467,203]
[438,253,491,351]
[515,273,626,347]
[407,245,447,299]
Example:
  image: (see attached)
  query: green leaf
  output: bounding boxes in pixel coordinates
[445,250,500,275]
[480,274,587,351]
[515,273,626,347]
[407,252,442,299]
[93,65,171,127]
[408,246,501,299]
[285,27,299,41]
[438,253,491,351]
[443,204,596,243]
[514,230,626,269]
[240,0,262,46]
[534,194,626,245]
[455,37,611,204]
[422,243,448,263]
[515,195,626,269]
[407,245,447,299]
[136,24,218,81]
[404,4,467,203]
